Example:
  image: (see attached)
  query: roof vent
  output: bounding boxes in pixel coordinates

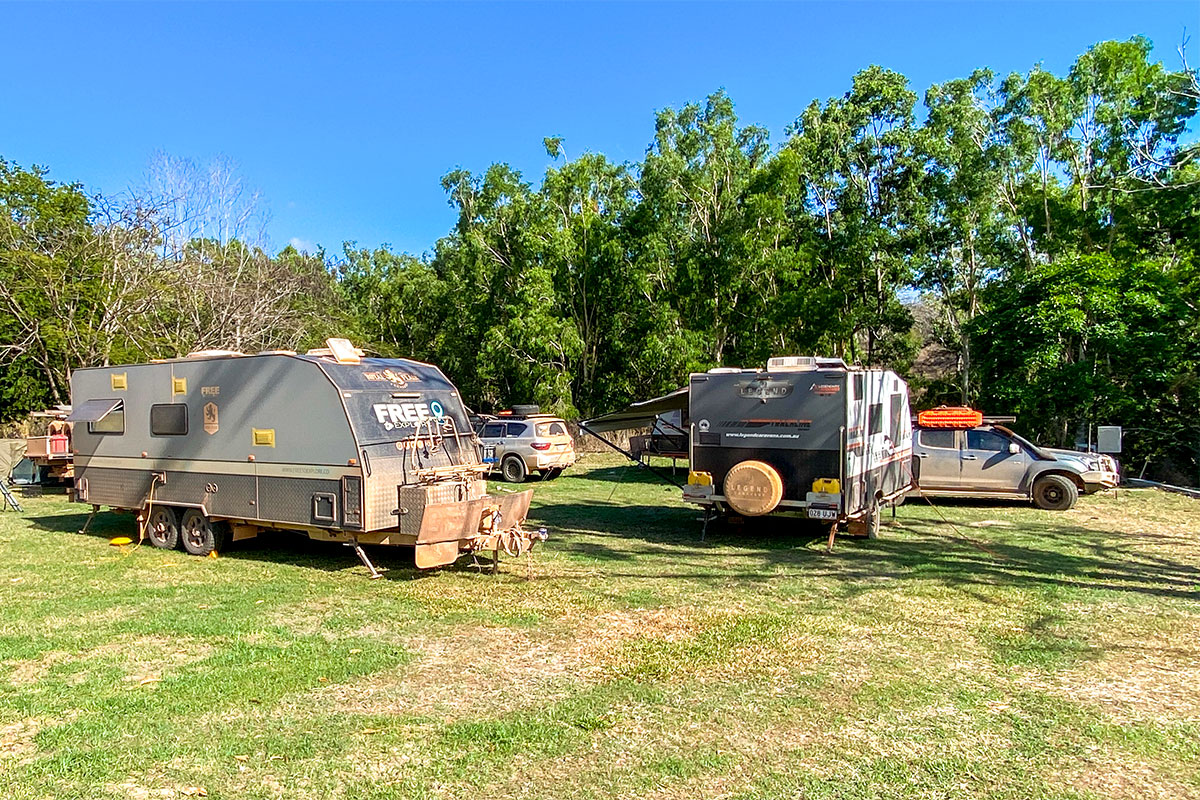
[306,338,364,364]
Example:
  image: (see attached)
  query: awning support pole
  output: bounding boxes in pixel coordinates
[577,424,685,489]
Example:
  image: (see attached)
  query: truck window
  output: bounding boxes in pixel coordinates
[966,429,1009,452]
[505,422,528,438]
[868,403,883,435]
[150,404,188,436]
[919,429,956,449]
[480,423,505,438]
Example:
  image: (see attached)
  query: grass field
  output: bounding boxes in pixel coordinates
[1,453,1199,799]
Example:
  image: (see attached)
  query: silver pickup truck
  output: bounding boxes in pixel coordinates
[914,423,1118,510]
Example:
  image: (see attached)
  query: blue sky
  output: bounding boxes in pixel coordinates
[2,1,1195,257]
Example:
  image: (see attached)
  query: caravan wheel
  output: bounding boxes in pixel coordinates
[146,507,180,549]
[180,510,229,556]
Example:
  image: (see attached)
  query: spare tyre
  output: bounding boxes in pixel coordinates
[722,460,784,517]
[512,404,541,416]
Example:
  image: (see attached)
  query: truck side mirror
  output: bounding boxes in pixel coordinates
[1008,443,1020,455]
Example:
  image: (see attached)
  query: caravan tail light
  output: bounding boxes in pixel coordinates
[531,441,552,451]
[917,407,983,428]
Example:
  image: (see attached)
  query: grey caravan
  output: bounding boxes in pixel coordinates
[69,340,540,571]
[682,357,913,534]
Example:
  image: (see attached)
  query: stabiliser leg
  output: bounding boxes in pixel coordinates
[346,541,383,579]
[79,504,99,535]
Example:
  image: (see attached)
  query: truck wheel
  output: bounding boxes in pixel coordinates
[146,506,180,549]
[1033,475,1078,511]
[501,455,528,483]
[180,509,229,556]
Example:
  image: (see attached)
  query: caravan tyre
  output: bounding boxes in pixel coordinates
[723,460,784,517]
[180,510,229,556]
[146,506,180,549]
[501,456,528,483]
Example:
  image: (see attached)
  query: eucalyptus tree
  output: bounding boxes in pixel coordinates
[783,66,922,367]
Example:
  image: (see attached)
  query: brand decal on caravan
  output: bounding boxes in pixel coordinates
[372,401,446,430]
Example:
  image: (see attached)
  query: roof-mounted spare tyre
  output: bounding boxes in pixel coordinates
[723,460,784,517]
[512,404,541,416]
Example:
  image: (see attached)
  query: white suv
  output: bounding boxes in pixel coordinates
[476,413,576,483]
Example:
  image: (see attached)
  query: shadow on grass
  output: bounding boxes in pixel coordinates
[529,497,1200,601]
[21,508,452,581]
[22,477,1200,600]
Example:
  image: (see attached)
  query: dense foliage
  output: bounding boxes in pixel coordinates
[2,38,1197,479]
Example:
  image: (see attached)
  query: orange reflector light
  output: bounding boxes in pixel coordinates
[917,406,983,428]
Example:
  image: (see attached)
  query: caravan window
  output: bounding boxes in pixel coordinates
[889,394,905,440]
[88,401,125,435]
[150,404,188,436]
[868,403,883,435]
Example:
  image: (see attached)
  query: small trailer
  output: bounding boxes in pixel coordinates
[68,339,543,573]
[584,357,914,536]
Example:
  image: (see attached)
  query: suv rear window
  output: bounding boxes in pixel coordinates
[536,421,568,436]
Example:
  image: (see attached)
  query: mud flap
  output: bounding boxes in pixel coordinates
[413,490,535,568]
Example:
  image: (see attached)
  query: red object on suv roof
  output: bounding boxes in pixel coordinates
[917,406,984,428]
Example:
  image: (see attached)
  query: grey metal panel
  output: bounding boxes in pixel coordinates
[257,476,343,527]
[155,471,257,518]
[77,467,152,508]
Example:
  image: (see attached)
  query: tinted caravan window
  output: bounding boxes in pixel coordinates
[150,404,188,436]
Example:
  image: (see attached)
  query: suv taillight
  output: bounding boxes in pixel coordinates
[531,441,552,451]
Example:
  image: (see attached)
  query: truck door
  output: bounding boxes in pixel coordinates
[914,428,961,489]
[960,428,1028,491]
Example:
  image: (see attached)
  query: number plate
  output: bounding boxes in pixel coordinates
[807,507,838,520]
[482,445,497,464]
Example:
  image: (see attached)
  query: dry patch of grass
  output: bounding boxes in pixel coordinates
[304,624,579,719]
[1062,757,1200,800]
[1053,611,1200,724]
[0,718,42,763]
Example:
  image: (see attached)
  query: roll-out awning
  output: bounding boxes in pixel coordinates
[67,398,123,423]
[580,387,689,433]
